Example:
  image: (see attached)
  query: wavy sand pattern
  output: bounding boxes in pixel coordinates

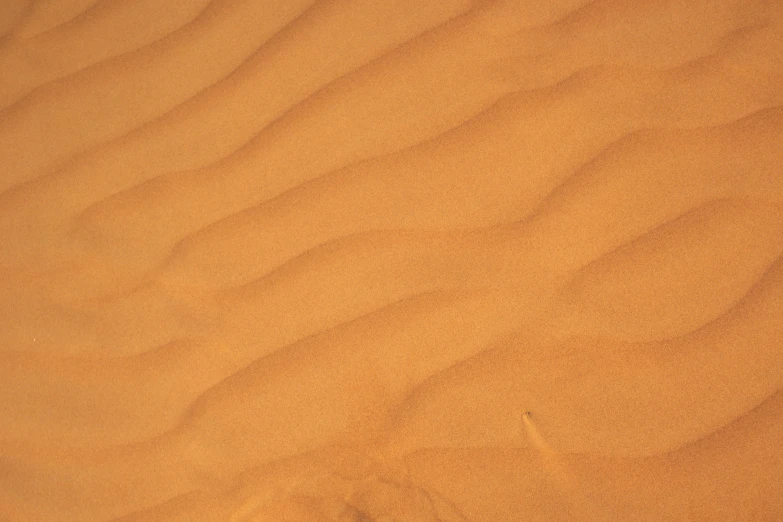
[1,0,782,520]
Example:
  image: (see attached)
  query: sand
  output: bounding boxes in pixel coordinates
[1,0,782,520]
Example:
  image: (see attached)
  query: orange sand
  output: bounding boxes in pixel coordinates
[1,0,782,520]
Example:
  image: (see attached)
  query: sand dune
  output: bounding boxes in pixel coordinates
[1,0,782,520]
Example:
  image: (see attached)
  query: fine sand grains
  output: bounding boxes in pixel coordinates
[1,0,783,520]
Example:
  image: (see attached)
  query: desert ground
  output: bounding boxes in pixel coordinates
[1,0,783,520]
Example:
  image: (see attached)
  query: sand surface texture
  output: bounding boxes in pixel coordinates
[2,0,783,520]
